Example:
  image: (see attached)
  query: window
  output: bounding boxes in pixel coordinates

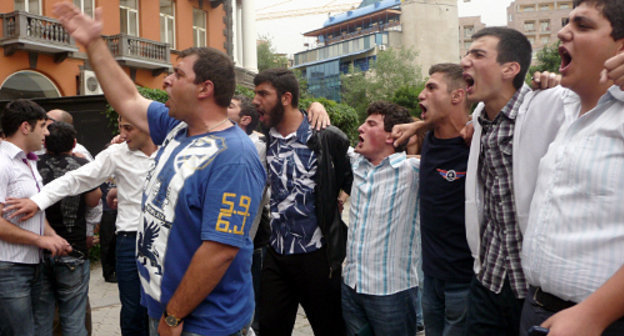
[524,21,536,32]
[14,0,41,14]
[520,5,535,12]
[120,0,139,36]
[540,3,552,11]
[528,36,535,44]
[160,0,175,49]
[73,0,94,17]
[559,2,571,9]
[541,35,551,45]
[0,71,60,100]
[464,25,474,38]
[193,8,206,47]
[540,20,550,32]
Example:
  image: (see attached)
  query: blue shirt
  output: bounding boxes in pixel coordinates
[267,115,322,255]
[137,102,266,335]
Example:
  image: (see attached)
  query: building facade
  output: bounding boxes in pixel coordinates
[458,16,485,59]
[507,0,572,57]
[293,0,458,102]
[0,0,257,101]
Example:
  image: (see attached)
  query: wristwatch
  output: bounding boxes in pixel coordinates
[163,309,182,327]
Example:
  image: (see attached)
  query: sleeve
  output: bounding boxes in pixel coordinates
[0,161,9,203]
[200,162,265,248]
[30,145,118,210]
[147,101,181,145]
[330,127,353,195]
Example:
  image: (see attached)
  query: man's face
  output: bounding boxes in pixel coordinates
[227,98,242,123]
[28,119,49,152]
[253,82,284,128]
[557,3,623,93]
[119,119,150,151]
[418,72,454,125]
[461,35,505,103]
[163,55,199,120]
[355,113,390,161]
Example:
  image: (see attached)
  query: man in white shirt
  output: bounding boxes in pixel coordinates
[0,99,71,336]
[5,115,157,336]
[519,1,624,335]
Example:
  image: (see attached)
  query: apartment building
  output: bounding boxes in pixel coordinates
[458,16,485,58]
[0,0,257,101]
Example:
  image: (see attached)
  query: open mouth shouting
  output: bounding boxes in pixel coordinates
[463,74,475,94]
[559,46,572,74]
[419,103,428,120]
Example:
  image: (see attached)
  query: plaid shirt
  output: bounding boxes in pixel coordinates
[476,85,530,298]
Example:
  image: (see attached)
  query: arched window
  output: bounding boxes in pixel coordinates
[0,70,61,100]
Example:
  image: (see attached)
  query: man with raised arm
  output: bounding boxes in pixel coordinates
[50,3,266,336]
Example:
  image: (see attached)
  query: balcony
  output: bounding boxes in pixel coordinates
[103,34,170,76]
[0,11,78,62]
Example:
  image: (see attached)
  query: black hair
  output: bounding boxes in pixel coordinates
[366,101,413,152]
[232,95,259,134]
[574,0,624,40]
[0,99,47,137]
[45,122,76,154]
[254,68,300,108]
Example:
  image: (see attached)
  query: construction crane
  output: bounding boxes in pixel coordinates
[256,1,361,21]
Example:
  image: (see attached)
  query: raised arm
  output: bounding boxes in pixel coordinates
[53,2,151,133]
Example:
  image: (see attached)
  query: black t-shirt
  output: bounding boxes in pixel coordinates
[38,154,91,255]
[419,132,473,282]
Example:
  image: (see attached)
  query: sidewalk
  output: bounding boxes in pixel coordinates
[88,262,314,335]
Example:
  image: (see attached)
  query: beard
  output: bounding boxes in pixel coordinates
[266,102,285,129]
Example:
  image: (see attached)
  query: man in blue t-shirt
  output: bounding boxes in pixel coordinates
[392,63,473,336]
[54,4,266,336]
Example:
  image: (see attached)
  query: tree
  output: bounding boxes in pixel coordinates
[104,86,168,134]
[391,82,426,119]
[341,47,423,122]
[300,97,360,144]
[527,41,561,82]
[257,37,289,72]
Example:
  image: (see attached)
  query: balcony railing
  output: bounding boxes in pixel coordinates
[103,34,170,75]
[0,11,77,61]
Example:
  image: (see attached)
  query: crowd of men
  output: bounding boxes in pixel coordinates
[1,0,624,335]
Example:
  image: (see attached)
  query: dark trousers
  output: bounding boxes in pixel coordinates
[464,276,524,336]
[99,210,117,279]
[259,246,345,336]
[520,286,624,336]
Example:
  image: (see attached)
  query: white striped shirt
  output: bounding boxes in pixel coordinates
[343,150,420,295]
[0,141,44,264]
[522,85,624,303]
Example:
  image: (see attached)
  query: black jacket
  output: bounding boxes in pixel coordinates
[265,123,353,277]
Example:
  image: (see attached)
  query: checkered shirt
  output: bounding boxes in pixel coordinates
[476,85,530,299]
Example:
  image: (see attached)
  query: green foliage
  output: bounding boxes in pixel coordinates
[527,41,561,83]
[88,237,100,263]
[257,37,289,72]
[300,97,360,144]
[103,86,168,134]
[235,85,254,99]
[341,47,423,122]
[390,82,426,119]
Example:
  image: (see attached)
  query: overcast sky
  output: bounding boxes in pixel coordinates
[255,0,514,56]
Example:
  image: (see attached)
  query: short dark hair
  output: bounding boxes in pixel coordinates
[366,101,413,152]
[254,68,300,108]
[1,99,47,137]
[45,122,76,154]
[574,0,624,40]
[429,63,466,92]
[178,47,235,108]
[472,27,532,90]
[233,95,259,134]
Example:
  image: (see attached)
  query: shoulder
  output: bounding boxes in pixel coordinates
[316,126,349,144]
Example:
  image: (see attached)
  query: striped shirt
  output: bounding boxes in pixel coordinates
[522,85,624,303]
[343,150,420,295]
[0,141,44,264]
[477,85,530,298]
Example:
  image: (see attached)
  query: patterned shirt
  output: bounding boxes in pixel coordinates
[267,115,321,255]
[476,85,530,298]
[343,150,420,295]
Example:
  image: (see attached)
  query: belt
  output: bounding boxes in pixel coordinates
[530,286,576,312]
[116,231,137,237]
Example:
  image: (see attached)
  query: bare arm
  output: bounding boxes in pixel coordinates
[158,241,239,336]
[307,102,331,130]
[85,187,102,208]
[542,265,624,336]
[53,3,151,133]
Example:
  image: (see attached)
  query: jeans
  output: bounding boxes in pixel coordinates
[148,318,250,336]
[422,275,470,336]
[341,282,419,336]
[464,276,524,336]
[0,261,41,336]
[519,286,624,336]
[116,232,148,336]
[34,255,90,336]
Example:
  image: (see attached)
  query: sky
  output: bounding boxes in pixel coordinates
[255,0,514,57]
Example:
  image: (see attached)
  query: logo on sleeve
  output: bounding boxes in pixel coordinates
[436,169,466,182]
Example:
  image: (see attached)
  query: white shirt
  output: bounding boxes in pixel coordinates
[0,141,45,264]
[31,143,152,233]
[522,85,624,303]
[465,88,565,275]
[343,150,420,295]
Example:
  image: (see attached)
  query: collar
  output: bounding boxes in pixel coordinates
[0,140,31,160]
[352,151,406,170]
[479,83,531,123]
[607,85,624,103]
[269,111,312,144]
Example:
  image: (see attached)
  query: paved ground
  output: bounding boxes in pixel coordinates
[89,262,314,335]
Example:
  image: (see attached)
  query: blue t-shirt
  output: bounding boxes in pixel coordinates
[419,132,473,283]
[137,102,266,335]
